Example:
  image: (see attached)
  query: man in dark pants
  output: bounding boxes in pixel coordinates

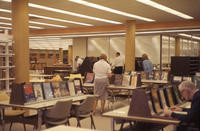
[112,52,125,74]
[164,81,200,131]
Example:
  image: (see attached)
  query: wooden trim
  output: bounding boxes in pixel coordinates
[30,19,200,36]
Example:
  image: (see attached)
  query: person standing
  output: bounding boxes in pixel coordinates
[164,81,200,131]
[112,52,125,74]
[93,54,112,114]
[74,56,83,71]
[142,53,153,73]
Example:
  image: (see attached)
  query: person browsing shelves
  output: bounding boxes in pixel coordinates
[112,52,125,74]
[142,53,153,73]
[93,54,112,114]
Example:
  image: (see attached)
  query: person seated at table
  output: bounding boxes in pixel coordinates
[93,54,112,114]
[164,81,200,131]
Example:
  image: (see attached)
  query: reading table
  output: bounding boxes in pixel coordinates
[0,94,95,131]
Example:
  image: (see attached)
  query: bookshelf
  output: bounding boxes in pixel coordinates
[171,56,200,76]
[0,33,15,91]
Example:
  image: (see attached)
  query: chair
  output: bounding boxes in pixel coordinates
[0,93,26,131]
[69,73,84,84]
[44,100,72,128]
[70,96,96,129]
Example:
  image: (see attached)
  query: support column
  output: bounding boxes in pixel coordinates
[12,0,30,83]
[125,21,136,71]
[68,45,73,65]
[175,37,181,56]
[59,48,63,63]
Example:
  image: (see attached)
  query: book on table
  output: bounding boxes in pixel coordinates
[122,74,131,86]
[23,84,35,103]
[114,74,123,86]
[85,73,95,83]
[51,81,62,98]
[73,79,83,95]
[42,82,54,99]
[67,80,77,96]
[32,83,44,101]
[59,81,70,97]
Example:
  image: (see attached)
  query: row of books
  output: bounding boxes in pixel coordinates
[148,86,183,115]
[141,71,169,81]
[23,79,83,103]
[109,74,138,87]
[128,87,185,118]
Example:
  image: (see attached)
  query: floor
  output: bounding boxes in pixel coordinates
[0,97,174,131]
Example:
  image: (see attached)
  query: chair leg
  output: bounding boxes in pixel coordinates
[76,118,81,127]
[23,124,26,131]
[90,115,96,129]
[9,122,13,131]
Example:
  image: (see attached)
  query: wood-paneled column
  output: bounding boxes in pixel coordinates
[175,37,181,56]
[125,20,136,71]
[12,0,30,83]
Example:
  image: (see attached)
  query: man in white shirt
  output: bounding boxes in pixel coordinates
[74,56,83,71]
[112,52,125,74]
[93,54,112,114]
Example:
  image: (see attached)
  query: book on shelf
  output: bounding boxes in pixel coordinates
[51,82,61,98]
[173,76,182,82]
[182,76,192,82]
[161,71,169,81]
[73,79,83,94]
[23,84,35,103]
[158,89,168,109]
[151,88,162,113]
[59,81,70,97]
[130,75,137,88]
[141,72,148,80]
[165,88,174,107]
[154,71,160,80]
[146,92,155,115]
[67,80,77,96]
[122,74,131,86]
[42,82,54,99]
[85,73,95,83]
[193,76,200,89]
[114,74,123,86]
[172,86,183,104]
[32,83,44,101]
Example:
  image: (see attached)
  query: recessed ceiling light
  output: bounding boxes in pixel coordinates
[68,0,155,22]
[136,0,193,19]
[29,21,67,28]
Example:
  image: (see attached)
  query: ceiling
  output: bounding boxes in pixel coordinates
[0,0,199,29]
[0,0,200,49]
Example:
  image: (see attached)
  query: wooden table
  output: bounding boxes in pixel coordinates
[141,79,169,84]
[103,106,180,131]
[42,125,101,131]
[0,95,95,131]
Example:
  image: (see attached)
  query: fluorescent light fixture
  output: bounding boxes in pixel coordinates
[0,22,43,29]
[0,26,11,29]
[0,16,11,20]
[136,0,193,19]
[136,29,200,34]
[29,14,93,26]
[28,3,121,24]
[29,21,67,28]
[68,0,155,22]
[178,33,200,40]
[0,1,93,26]
[0,8,11,13]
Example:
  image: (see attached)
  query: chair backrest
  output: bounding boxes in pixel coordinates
[76,96,96,115]
[46,100,72,119]
[0,93,10,101]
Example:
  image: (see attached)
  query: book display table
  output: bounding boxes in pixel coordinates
[0,94,95,131]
